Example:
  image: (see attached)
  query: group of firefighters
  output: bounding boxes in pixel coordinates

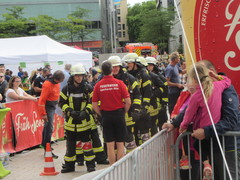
[59,53,168,173]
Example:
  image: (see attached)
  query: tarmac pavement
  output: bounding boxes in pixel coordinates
[3,140,109,180]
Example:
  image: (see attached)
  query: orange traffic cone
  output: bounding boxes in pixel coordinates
[40,143,59,176]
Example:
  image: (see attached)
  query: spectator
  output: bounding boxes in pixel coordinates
[18,66,24,79]
[92,61,131,165]
[5,76,37,102]
[0,64,10,82]
[179,60,187,85]
[21,71,31,94]
[90,69,99,87]
[33,67,50,97]
[60,64,71,90]
[38,70,65,159]
[165,52,184,114]
[0,72,8,103]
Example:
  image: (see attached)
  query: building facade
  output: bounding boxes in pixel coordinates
[0,0,103,52]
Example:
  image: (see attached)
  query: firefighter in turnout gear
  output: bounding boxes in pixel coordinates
[123,53,152,145]
[146,57,168,130]
[107,56,141,152]
[59,63,96,173]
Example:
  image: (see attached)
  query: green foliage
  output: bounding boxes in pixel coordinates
[127,1,175,50]
[0,6,30,38]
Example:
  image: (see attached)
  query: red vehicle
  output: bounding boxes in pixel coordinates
[125,43,158,56]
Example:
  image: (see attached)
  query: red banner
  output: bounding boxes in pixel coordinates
[0,100,64,153]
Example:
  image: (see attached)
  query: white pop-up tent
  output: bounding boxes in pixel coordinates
[0,35,93,74]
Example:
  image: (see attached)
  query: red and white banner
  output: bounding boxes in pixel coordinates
[0,100,64,153]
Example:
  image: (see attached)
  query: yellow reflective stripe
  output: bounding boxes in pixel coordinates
[89,92,93,98]
[64,155,76,162]
[133,99,141,105]
[62,104,70,111]
[164,82,168,86]
[60,92,68,100]
[162,98,168,102]
[160,87,164,93]
[93,147,104,153]
[143,98,150,103]
[131,81,138,90]
[69,96,74,108]
[126,121,135,126]
[76,150,83,154]
[86,104,92,111]
[76,126,92,132]
[84,155,95,161]
[81,101,86,111]
[142,80,151,88]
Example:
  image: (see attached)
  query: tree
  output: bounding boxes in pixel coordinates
[127,1,175,50]
[0,6,30,38]
[59,7,94,48]
[29,15,59,39]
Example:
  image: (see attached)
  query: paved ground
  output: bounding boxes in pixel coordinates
[3,140,109,180]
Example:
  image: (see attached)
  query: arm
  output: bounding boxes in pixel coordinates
[38,82,50,117]
[92,102,101,117]
[124,97,131,113]
[180,93,199,130]
[192,85,239,140]
[8,89,36,101]
[166,77,184,88]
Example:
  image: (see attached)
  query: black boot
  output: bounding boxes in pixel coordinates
[97,159,109,164]
[51,152,58,159]
[86,161,96,172]
[61,167,75,173]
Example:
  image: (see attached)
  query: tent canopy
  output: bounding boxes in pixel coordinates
[0,35,92,70]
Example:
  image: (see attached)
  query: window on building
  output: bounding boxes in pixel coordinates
[123,31,125,37]
[118,32,122,37]
[122,24,125,30]
[118,17,121,22]
[117,9,120,15]
[118,24,121,30]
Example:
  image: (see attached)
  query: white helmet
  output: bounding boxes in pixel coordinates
[137,56,148,66]
[71,63,87,75]
[108,56,122,66]
[122,53,138,63]
[146,57,157,65]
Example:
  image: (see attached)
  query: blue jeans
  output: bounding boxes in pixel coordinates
[41,100,57,148]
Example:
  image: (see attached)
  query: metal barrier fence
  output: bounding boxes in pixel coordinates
[175,131,240,180]
[92,129,175,180]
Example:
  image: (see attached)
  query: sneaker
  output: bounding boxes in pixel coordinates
[179,159,190,169]
[51,152,58,159]
[97,159,109,165]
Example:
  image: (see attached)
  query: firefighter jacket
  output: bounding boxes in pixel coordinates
[59,80,94,132]
[114,69,142,126]
[152,66,168,105]
[148,72,164,116]
[129,67,152,108]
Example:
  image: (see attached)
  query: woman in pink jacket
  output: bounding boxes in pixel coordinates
[179,63,231,180]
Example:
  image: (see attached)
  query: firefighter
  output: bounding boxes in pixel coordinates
[107,55,141,152]
[123,53,152,145]
[146,57,169,130]
[59,63,96,173]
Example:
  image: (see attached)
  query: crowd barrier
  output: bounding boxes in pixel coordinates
[0,100,65,154]
[175,131,240,180]
[92,129,175,180]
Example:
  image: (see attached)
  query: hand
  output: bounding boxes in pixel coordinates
[65,107,73,117]
[191,128,205,140]
[79,111,87,120]
[131,109,141,121]
[70,111,79,119]
[162,123,174,132]
[42,115,48,121]
[179,127,187,134]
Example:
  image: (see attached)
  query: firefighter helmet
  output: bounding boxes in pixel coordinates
[108,56,122,66]
[146,57,157,65]
[137,56,148,66]
[122,53,139,63]
[71,63,87,75]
